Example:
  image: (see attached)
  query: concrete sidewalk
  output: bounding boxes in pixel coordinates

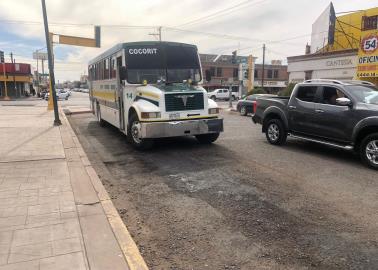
[0,105,147,270]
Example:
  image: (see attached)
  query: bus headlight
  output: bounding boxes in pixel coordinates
[141,112,161,119]
[208,108,219,114]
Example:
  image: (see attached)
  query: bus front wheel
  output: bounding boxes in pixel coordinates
[127,114,154,150]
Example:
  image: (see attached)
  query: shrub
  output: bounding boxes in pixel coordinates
[247,87,267,96]
[278,83,296,96]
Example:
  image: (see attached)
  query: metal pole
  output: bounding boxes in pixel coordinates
[36,53,39,94]
[10,53,17,97]
[238,63,242,99]
[41,0,61,125]
[262,44,265,92]
[228,83,232,108]
[2,62,9,100]
[159,26,162,41]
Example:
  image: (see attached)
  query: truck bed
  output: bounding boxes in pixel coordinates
[253,96,289,124]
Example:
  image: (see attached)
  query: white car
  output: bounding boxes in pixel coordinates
[45,90,69,101]
[207,89,236,101]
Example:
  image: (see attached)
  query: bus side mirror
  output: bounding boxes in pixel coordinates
[119,66,127,81]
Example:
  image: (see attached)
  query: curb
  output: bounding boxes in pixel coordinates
[60,110,149,270]
[63,108,93,115]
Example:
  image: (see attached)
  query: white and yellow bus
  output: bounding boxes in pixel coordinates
[88,41,223,149]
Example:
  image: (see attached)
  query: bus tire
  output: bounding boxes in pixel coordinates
[127,113,154,150]
[195,133,220,144]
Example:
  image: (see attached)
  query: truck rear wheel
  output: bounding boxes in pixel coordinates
[265,119,287,145]
[195,133,220,144]
[127,114,154,150]
[240,106,247,116]
[360,133,378,170]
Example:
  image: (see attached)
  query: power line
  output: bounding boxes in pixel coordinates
[0,20,156,29]
[176,0,268,28]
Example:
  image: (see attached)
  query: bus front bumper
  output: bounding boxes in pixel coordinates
[139,118,223,139]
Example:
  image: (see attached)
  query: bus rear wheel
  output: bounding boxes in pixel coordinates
[127,114,154,150]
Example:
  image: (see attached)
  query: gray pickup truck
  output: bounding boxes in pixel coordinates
[252,79,378,169]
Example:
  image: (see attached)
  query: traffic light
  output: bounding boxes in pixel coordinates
[0,51,4,63]
[232,50,237,64]
[244,69,249,79]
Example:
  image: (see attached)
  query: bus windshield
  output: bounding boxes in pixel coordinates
[125,44,201,84]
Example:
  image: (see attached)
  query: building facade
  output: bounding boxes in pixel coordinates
[200,54,288,94]
[0,63,33,98]
[287,4,378,85]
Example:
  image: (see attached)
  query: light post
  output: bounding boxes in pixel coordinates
[41,0,61,126]
[34,47,46,95]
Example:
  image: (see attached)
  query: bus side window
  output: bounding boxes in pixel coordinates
[117,56,123,83]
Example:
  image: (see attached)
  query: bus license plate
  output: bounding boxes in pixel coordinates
[169,113,180,120]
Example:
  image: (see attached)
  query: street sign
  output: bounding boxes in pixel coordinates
[236,58,247,64]
[0,51,4,63]
[33,52,48,60]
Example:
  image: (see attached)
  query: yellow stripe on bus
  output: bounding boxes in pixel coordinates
[138,91,159,99]
[92,90,116,101]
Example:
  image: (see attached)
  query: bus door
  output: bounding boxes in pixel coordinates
[116,56,125,131]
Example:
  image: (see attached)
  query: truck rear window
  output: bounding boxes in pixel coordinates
[296,86,317,102]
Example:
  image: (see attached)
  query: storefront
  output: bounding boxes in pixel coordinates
[287,49,358,83]
[287,4,378,85]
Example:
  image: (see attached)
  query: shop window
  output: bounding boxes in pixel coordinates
[362,15,378,31]
[210,67,215,76]
[233,68,238,78]
[305,70,313,80]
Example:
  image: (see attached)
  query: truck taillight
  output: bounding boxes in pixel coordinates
[253,101,258,113]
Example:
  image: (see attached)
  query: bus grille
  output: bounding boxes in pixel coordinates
[165,93,204,112]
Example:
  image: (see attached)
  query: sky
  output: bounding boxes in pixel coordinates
[0,0,377,81]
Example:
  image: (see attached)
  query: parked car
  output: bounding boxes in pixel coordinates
[252,79,378,169]
[64,88,72,96]
[81,88,89,93]
[237,94,276,116]
[45,90,69,101]
[207,89,236,101]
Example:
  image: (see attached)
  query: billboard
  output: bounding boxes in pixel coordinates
[311,3,336,54]
[33,52,48,60]
[357,31,378,78]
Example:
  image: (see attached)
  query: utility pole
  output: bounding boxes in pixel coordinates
[36,52,39,94]
[261,44,266,92]
[10,53,18,97]
[149,26,162,41]
[41,0,61,126]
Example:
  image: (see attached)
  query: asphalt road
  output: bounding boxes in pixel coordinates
[67,108,378,270]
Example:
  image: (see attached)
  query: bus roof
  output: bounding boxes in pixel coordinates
[88,41,198,65]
